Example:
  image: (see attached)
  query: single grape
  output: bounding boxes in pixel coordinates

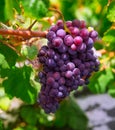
[74,36,83,46]
[66,62,75,70]
[80,28,89,39]
[64,35,74,46]
[56,29,66,38]
[46,31,56,41]
[65,70,73,78]
[52,37,63,48]
[72,19,81,27]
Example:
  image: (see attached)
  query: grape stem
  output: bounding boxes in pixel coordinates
[48,8,70,33]
[0,29,47,39]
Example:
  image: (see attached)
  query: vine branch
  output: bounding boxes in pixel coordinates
[0,29,47,39]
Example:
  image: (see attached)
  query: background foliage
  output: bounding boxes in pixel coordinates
[0,0,115,130]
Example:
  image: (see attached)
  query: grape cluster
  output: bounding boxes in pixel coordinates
[37,19,100,113]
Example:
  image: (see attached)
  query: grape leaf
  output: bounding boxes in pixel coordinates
[60,0,76,20]
[20,0,49,19]
[0,43,18,67]
[20,106,39,125]
[2,66,38,104]
[107,1,115,22]
[108,81,115,97]
[103,29,115,50]
[88,68,114,93]
[0,0,21,21]
[54,97,88,130]
[0,0,5,22]
[0,53,9,69]
[27,45,38,59]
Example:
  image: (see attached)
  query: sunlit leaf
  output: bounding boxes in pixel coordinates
[103,29,115,50]
[20,0,49,19]
[88,68,114,93]
[27,45,38,59]
[107,1,115,22]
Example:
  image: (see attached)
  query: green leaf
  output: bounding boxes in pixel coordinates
[20,106,39,125]
[103,29,115,43]
[54,97,88,130]
[107,1,115,22]
[60,0,77,20]
[108,82,115,97]
[103,29,115,51]
[88,68,114,93]
[98,0,108,7]
[0,119,3,130]
[27,45,38,59]
[110,57,115,68]
[4,0,14,21]
[20,0,49,19]
[0,0,5,22]
[0,43,18,67]
[2,66,38,104]
[0,53,9,69]
[1,0,21,21]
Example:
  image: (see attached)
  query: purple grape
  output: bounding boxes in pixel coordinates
[64,35,73,46]
[57,59,64,66]
[72,19,81,27]
[46,77,55,85]
[86,38,94,49]
[77,43,86,52]
[53,82,59,88]
[58,44,68,53]
[53,72,61,80]
[56,20,64,29]
[74,36,83,46]
[38,72,44,79]
[50,25,58,32]
[66,21,72,27]
[69,27,80,36]
[59,77,65,85]
[56,29,66,38]
[46,31,56,41]
[52,37,63,48]
[66,62,75,70]
[68,48,77,55]
[46,58,56,68]
[65,70,73,78]
[60,64,67,72]
[47,49,55,58]
[80,28,89,39]
[56,20,63,26]
[73,68,80,75]
[90,30,98,39]
[54,53,60,61]
[61,53,69,61]
[80,20,86,28]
